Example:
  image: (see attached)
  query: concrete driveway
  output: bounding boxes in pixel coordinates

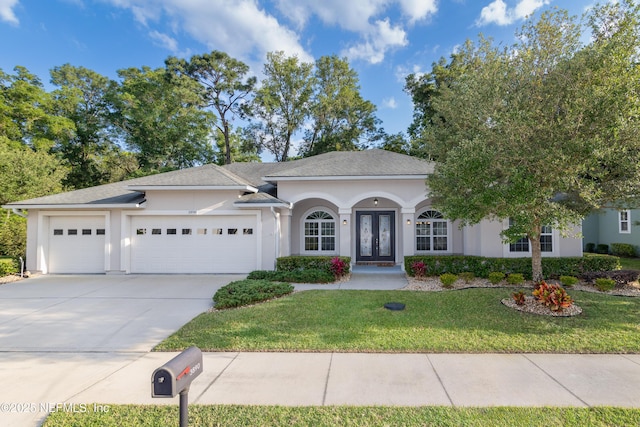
[0,274,241,352]
[0,274,242,426]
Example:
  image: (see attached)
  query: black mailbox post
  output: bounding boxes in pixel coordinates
[152,346,203,427]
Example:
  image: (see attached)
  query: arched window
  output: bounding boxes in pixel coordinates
[304,210,336,252]
[416,210,448,252]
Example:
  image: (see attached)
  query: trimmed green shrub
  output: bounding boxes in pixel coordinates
[584,243,596,253]
[439,273,458,288]
[488,272,506,284]
[247,269,334,283]
[404,254,619,279]
[276,256,351,276]
[594,278,616,292]
[610,243,636,258]
[596,244,609,254]
[213,279,294,309]
[0,258,16,277]
[560,275,579,287]
[506,273,524,285]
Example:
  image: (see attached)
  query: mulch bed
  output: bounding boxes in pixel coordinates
[404,275,638,317]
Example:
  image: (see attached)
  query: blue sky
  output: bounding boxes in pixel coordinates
[1,0,595,146]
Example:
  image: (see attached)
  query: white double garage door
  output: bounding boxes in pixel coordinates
[48,215,258,274]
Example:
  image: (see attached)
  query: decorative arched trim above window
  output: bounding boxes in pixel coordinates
[415,209,449,252]
[418,210,444,220]
[306,211,333,220]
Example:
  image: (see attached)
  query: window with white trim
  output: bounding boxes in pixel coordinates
[508,220,553,253]
[540,225,553,252]
[416,210,448,252]
[619,210,631,234]
[304,210,336,252]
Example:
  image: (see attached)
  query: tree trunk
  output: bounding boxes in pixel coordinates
[529,225,543,282]
[223,122,231,165]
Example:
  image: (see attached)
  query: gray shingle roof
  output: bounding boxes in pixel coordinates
[3,180,145,207]
[225,149,434,183]
[127,164,255,188]
[234,192,291,207]
[263,149,433,178]
[4,150,434,208]
[4,164,254,207]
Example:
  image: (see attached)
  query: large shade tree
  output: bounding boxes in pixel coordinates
[166,51,256,165]
[252,51,314,162]
[301,55,380,157]
[415,1,640,281]
[110,66,216,173]
[50,64,121,188]
[0,67,71,259]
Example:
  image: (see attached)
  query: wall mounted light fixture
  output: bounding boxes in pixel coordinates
[406,219,411,225]
[343,219,348,225]
[374,198,378,206]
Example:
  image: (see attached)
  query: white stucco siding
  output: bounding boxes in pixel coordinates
[278,179,428,208]
[142,190,241,211]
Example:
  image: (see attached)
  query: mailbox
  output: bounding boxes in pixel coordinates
[152,346,203,398]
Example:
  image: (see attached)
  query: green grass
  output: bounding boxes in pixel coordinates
[42,405,640,427]
[155,289,640,353]
[618,256,640,271]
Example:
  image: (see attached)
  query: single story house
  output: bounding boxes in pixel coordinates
[583,208,639,254]
[3,149,583,274]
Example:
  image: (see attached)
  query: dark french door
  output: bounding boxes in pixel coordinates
[355,211,395,263]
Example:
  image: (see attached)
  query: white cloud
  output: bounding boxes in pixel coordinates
[476,0,550,26]
[275,1,434,63]
[396,63,425,83]
[105,0,312,64]
[149,30,178,52]
[382,97,398,109]
[342,18,408,64]
[274,0,388,32]
[398,0,438,24]
[0,0,20,25]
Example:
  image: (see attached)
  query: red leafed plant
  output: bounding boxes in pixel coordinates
[533,281,573,311]
[330,257,347,279]
[411,261,427,278]
[512,291,526,305]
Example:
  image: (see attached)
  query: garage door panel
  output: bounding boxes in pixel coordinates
[131,216,258,273]
[49,216,105,273]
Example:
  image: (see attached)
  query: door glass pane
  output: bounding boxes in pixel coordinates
[379,215,391,256]
[360,215,372,256]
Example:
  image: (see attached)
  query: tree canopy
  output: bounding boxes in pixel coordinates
[166,51,256,165]
[252,51,314,162]
[412,1,640,281]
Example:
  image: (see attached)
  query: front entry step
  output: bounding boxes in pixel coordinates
[356,262,396,267]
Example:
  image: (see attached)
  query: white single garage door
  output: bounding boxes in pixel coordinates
[130,215,258,273]
[48,216,106,273]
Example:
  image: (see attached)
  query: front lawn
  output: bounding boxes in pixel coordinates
[156,289,640,353]
[619,256,640,271]
[42,405,640,427]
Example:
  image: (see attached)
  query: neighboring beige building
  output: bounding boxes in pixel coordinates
[3,149,582,274]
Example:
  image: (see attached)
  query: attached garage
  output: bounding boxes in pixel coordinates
[130,215,259,273]
[48,216,106,273]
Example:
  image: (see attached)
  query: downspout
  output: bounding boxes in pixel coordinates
[270,207,280,269]
[11,208,27,218]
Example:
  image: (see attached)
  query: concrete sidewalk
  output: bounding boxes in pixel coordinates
[3,351,640,426]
